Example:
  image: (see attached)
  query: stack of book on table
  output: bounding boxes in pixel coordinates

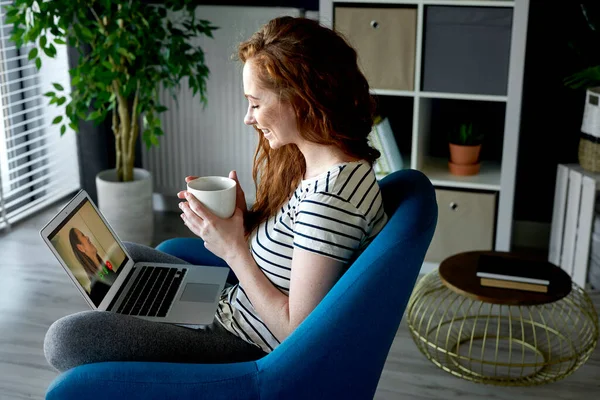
[476,254,551,293]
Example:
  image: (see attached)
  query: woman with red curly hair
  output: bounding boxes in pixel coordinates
[44,16,388,371]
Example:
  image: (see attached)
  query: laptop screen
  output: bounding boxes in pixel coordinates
[47,197,129,306]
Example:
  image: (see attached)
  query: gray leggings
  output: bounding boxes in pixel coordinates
[44,242,267,372]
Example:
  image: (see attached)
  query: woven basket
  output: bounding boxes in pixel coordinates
[579,87,600,173]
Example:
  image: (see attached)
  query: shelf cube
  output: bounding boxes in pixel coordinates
[422,6,513,95]
[334,6,417,91]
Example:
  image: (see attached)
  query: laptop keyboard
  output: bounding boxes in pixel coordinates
[116,266,187,317]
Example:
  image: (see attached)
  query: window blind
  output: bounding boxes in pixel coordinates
[0,4,80,231]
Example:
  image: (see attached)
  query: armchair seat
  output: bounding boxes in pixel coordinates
[46,169,438,400]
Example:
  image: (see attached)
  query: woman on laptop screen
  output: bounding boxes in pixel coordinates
[69,227,117,303]
[44,16,388,372]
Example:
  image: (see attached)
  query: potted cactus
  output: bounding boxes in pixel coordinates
[448,122,483,176]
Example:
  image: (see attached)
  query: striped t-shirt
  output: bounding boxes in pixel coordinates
[215,159,388,352]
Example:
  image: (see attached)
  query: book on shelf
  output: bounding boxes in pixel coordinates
[368,116,403,175]
[368,125,389,175]
[476,254,551,286]
[480,278,548,294]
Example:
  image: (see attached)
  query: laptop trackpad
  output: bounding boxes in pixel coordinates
[180,283,220,303]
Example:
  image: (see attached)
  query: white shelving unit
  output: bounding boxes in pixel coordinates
[320,0,530,271]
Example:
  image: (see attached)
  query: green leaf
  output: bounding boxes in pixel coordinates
[79,25,93,41]
[5,7,18,18]
[53,83,64,91]
[54,38,66,45]
[28,47,38,60]
[40,36,47,48]
[86,110,102,121]
[42,46,54,57]
[57,97,67,106]
[44,91,55,97]
[5,11,21,24]
[52,116,63,124]
[35,57,42,70]
[71,75,81,86]
[69,122,78,132]
[117,47,135,61]
[60,124,66,136]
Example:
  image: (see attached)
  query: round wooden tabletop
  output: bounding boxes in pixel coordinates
[439,251,572,306]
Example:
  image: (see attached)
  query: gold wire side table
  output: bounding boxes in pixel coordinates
[406,251,599,386]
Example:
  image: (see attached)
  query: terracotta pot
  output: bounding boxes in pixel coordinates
[448,161,481,176]
[449,143,481,165]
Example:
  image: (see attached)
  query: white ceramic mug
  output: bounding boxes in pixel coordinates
[186,176,237,219]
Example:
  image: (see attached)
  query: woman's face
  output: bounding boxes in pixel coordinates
[75,229,97,257]
[242,60,300,149]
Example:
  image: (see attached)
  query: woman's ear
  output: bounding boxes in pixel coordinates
[76,243,85,254]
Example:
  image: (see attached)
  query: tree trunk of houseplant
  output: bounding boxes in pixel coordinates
[95,86,154,246]
[114,84,140,183]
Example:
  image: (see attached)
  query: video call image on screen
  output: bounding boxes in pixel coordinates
[49,199,127,306]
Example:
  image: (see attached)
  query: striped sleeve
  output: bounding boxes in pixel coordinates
[293,193,368,262]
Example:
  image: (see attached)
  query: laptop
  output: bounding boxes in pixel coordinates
[40,189,229,325]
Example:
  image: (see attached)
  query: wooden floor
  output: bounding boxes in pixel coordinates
[1,195,599,399]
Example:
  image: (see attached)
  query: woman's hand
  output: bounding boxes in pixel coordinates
[177,189,247,263]
[185,171,247,212]
[228,170,247,212]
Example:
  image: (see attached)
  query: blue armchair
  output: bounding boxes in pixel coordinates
[45,169,438,400]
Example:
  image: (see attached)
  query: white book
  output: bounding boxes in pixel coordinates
[573,175,596,287]
[368,125,391,175]
[475,272,550,286]
[548,164,569,265]
[561,170,583,277]
[374,117,403,172]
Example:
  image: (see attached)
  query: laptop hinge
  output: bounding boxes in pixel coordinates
[106,266,135,311]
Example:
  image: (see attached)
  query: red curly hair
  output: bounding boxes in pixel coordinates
[238,16,380,235]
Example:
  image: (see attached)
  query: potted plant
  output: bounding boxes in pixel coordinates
[6,0,217,244]
[448,122,483,176]
[564,4,600,173]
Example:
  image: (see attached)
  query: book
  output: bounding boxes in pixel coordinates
[371,116,403,173]
[368,126,390,175]
[476,254,551,286]
[480,278,548,294]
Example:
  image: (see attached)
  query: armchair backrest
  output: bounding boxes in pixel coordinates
[256,169,438,400]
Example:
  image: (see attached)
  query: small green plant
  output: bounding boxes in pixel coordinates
[565,65,600,89]
[564,4,600,90]
[449,123,483,146]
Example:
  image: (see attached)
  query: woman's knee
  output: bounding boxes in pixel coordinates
[44,310,112,372]
[123,241,190,265]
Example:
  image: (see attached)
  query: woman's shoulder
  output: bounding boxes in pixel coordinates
[300,159,383,219]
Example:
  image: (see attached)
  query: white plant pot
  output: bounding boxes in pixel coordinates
[96,168,154,246]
